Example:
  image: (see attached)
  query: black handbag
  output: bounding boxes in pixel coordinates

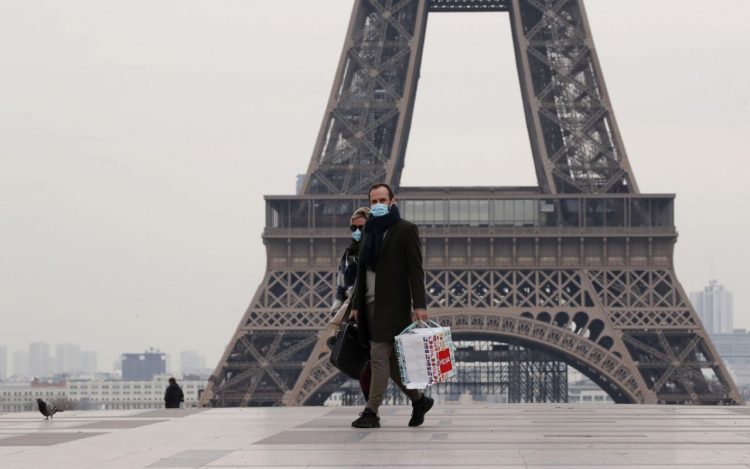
[329,320,370,380]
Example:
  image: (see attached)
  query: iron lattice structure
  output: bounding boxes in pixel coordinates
[337,340,568,405]
[201,0,742,406]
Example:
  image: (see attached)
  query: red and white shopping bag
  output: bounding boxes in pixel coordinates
[395,320,457,389]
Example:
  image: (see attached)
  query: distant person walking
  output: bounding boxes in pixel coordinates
[164,377,184,408]
[350,183,434,428]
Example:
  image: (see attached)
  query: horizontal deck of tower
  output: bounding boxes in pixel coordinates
[260,193,677,270]
[263,193,676,235]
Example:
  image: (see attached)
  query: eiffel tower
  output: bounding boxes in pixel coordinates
[201,0,743,406]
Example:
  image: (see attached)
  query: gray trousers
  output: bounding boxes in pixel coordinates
[365,302,422,414]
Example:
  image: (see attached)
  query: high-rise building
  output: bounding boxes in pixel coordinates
[29,342,52,378]
[0,346,7,381]
[55,343,81,375]
[180,350,207,376]
[121,350,166,380]
[690,280,734,334]
[80,351,97,375]
[13,350,29,378]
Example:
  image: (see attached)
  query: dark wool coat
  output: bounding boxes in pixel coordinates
[164,383,184,408]
[353,218,427,343]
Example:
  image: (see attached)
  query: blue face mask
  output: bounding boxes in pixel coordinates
[351,229,362,242]
[370,203,390,217]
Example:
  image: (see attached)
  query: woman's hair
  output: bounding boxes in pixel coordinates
[350,206,371,224]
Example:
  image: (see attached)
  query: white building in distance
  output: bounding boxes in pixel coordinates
[0,375,205,413]
[690,280,733,334]
[80,351,98,375]
[12,350,29,379]
[180,350,210,377]
[28,342,52,379]
[55,343,81,375]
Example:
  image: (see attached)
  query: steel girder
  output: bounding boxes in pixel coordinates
[301,0,636,195]
[509,0,638,193]
[300,0,429,195]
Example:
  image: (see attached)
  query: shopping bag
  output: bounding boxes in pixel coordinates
[395,319,456,389]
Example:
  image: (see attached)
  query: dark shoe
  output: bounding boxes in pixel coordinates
[351,408,380,428]
[408,395,434,427]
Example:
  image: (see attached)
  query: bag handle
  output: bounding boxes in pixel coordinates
[425,319,443,328]
[399,319,437,335]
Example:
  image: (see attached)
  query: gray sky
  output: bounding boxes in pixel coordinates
[1,0,749,373]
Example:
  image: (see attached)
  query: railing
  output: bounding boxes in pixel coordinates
[428,0,510,12]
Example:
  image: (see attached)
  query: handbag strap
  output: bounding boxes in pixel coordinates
[340,280,356,323]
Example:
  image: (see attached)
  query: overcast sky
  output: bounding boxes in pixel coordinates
[1,0,748,373]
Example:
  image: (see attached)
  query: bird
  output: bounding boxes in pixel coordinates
[36,398,62,420]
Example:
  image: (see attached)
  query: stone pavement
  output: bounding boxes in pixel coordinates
[0,404,749,468]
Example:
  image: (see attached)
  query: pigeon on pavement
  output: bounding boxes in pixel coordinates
[36,398,62,420]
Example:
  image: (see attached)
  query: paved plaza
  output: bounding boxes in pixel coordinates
[1,404,749,468]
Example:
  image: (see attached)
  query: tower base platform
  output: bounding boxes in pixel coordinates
[1,404,749,468]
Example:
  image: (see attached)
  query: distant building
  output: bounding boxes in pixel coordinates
[68,375,203,411]
[0,380,67,413]
[0,375,204,413]
[690,280,733,334]
[55,343,81,375]
[29,342,51,378]
[180,350,208,377]
[710,329,750,387]
[0,346,7,381]
[13,350,29,378]
[80,351,97,375]
[121,351,166,380]
[568,378,613,404]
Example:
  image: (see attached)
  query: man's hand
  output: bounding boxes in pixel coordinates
[414,308,428,321]
[351,309,358,322]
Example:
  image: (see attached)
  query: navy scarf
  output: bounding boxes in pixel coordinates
[360,204,400,273]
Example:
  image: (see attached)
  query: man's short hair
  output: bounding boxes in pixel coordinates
[368,183,395,200]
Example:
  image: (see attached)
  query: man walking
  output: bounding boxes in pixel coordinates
[350,183,434,428]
